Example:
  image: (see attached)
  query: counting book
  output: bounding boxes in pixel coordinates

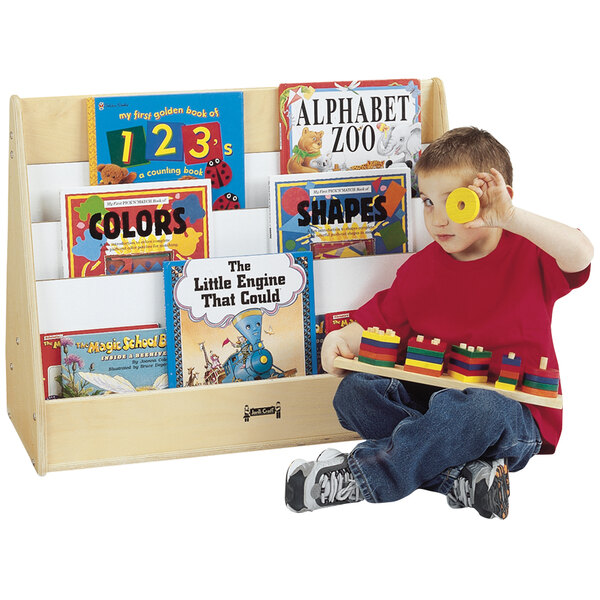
[87,91,245,210]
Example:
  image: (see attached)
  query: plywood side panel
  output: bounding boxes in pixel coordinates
[6,96,47,474]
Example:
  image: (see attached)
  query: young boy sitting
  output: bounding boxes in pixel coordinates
[285,127,593,519]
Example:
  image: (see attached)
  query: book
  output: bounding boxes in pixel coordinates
[163,252,317,388]
[61,180,212,278]
[279,79,421,175]
[269,167,411,259]
[315,311,356,374]
[87,91,245,210]
[40,324,159,399]
[59,327,168,397]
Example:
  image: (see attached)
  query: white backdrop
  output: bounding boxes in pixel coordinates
[1,2,598,598]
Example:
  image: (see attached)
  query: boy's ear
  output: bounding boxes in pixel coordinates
[506,185,514,199]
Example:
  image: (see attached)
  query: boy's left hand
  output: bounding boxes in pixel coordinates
[466,168,515,229]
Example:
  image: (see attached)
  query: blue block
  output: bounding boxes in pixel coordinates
[449,357,490,372]
[406,351,444,365]
[523,372,560,386]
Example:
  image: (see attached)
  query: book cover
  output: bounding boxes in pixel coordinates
[61,180,212,278]
[40,324,159,399]
[279,79,421,175]
[164,253,317,388]
[59,327,168,397]
[269,167,411,259]
[315,311,356,374]
[87,91,245,210]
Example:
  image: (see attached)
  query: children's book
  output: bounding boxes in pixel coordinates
[279,79,421,175]
[41,324,159,399]
[269,167,411,259]
[163,252,317,388]
[61,180,212,278]
[59,327,168,397]
[315,311,356,374]
[87,91,245,210]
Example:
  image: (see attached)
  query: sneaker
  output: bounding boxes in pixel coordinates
[285,448,363,512]
[446,459,510,519]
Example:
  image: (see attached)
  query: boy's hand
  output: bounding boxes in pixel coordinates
[321,323,363,376]
[466,168,515,229]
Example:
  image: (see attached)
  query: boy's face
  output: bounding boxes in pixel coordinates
[418,169,502,261]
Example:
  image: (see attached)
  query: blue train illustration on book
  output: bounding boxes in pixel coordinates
[199,309,295,384]
[222,309,293,382]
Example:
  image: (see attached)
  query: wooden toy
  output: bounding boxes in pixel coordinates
[358,327,401,368]
[446,187,480,223]
[447,343,491,383]
[495,352,522,391]
[404,335,447,376]
[333,355,563,410]
[522,357,560,399]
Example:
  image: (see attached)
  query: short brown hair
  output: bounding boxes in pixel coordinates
[415,126,513,186]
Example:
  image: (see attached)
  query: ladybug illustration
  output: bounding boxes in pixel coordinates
[205,158,233,188]
[214,193,240,211]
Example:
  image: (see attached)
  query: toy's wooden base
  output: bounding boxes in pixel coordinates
[334,357,563,409]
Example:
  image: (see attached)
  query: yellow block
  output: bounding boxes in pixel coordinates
[362,328,401,345]
[404,357,443,372]
[448,370,488,384]
[446,187,480,223]
[495,381,517,391]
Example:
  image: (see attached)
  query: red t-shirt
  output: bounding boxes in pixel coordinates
[352,230,590,453]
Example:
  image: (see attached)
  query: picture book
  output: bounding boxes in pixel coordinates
[87,91,245,210]
[315,311,356,374]
[59,327,168,397]
[40,324,159,399]
[279,79,421,175]
[269,167,411,259]
[163,252,317,388]
[61,180,212,278]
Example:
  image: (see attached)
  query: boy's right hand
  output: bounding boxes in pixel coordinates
[321,322,364,376]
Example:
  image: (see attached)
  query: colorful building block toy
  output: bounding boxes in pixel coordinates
[446,187,480,224]
[522,357,560,399]
[495,352,522,391]
[358,327,401,368]
[404,335,447,377]
[447,343,491,383]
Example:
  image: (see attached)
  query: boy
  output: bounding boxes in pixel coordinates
[285,127,593,519]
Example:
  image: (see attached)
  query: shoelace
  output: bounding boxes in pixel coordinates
[318,468,362,505]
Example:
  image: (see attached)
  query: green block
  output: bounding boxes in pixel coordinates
[451,345,492,359]
[498,375,519,385]
[358,355,395,368]
[407,345,445,359]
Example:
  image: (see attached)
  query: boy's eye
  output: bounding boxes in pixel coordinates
[421,197,433,207]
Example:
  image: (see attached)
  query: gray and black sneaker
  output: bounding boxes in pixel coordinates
[447,459,510,519]
[285,448,363,512]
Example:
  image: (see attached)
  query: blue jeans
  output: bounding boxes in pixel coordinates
[334,373,542,503]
